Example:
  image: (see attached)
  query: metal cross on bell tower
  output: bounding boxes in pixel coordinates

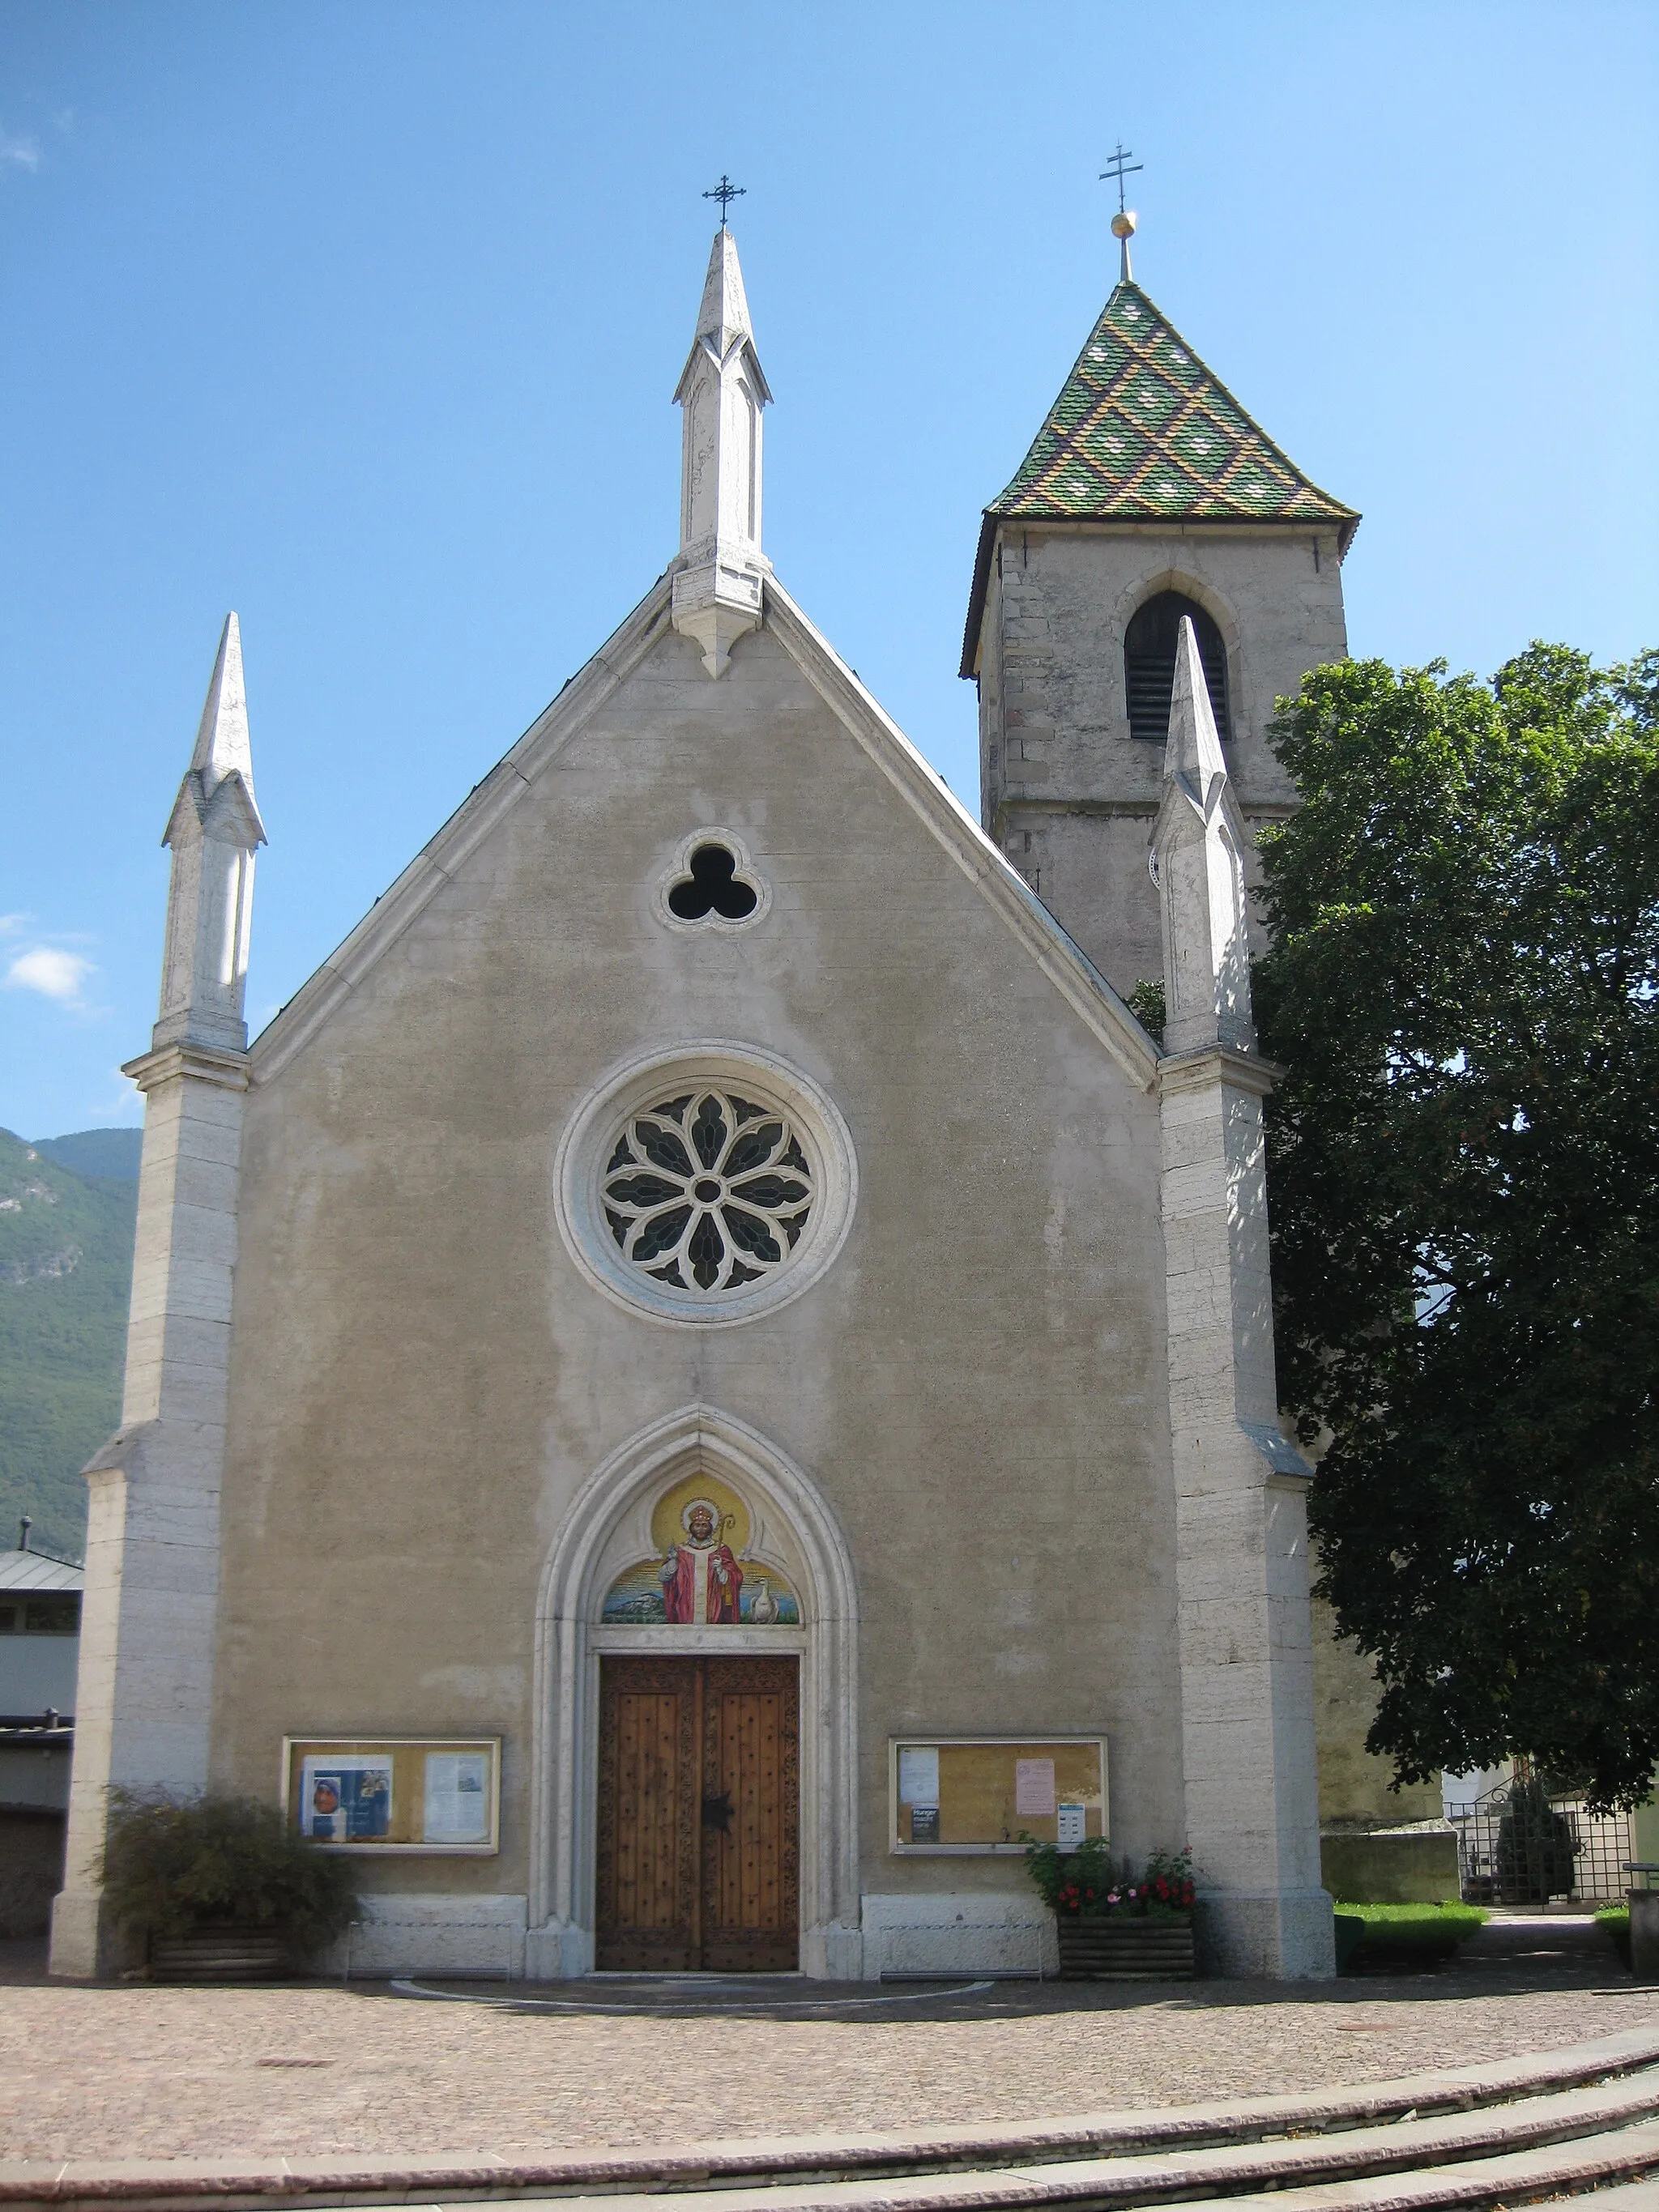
[1098,142,1143,282]
[702,173,746,228]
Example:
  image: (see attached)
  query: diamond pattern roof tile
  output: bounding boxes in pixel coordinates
[991,281,1358,538]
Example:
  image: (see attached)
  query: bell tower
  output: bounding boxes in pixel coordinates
[960,219,1358,998]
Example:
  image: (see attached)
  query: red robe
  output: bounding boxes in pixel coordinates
[663,1542,742,1624]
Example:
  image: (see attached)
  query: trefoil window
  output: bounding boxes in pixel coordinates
[667,844,758,922]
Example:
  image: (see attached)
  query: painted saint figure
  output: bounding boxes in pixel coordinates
[660,1497,743,1624]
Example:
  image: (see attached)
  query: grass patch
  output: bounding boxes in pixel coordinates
[1596,1903,1631,1967]
[1333,1902,1487,1973]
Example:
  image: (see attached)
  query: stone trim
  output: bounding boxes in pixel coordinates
[552,1040,858,1331]
[246,570,1158,1098]
[651,826,771,935]
[247,586,679,1084]
[529,1404,862,1980]
[119,1042,250,1094]
[763,582,1158,1092]
[1156,1043,1281,1099]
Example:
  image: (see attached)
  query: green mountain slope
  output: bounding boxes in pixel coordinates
[33,1128,142,1183]
[0,1129,139,1560]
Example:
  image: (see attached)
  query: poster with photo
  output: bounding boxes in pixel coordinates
[300,1755,392,1841]
[285,1737,500,1851]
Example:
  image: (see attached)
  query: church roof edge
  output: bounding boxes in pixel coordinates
[249,567,1158,1096]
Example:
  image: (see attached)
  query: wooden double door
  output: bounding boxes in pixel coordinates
[595,1655,800,1971]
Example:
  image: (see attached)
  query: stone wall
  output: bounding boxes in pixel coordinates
[975,521,1348,995]
[210,606,1187,1974]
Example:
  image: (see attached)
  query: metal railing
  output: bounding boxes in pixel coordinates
[1448,1775,1634,1905]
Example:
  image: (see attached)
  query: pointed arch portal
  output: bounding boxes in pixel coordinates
[528,1405,862,1980]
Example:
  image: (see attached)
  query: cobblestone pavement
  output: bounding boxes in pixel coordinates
[0,1922,1652,2162]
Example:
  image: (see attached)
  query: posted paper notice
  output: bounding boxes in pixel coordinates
[1014,1757,1056,1818]
[898,1745,940,1807]
[1056,1801,1088,1848]
[423,1750,492,1844]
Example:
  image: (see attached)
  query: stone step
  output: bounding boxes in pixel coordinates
[1212,2120,1659,2206]
[447,2076,1659,2210]
[3,2024,1657,2212]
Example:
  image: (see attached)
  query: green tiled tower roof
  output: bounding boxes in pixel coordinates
[961,279,1358,677]
[991,281,1358,534]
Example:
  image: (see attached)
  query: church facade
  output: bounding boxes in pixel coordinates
[53,224,1360,1984]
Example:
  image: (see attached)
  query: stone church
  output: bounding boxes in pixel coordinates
[54,218,1374,1984]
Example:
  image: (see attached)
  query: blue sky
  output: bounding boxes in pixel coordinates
[2,2,1654,1140]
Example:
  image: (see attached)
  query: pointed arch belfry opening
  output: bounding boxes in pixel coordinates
[1111,571,1240,749]
[1125,590,1230,745]
[528,1406,862,1980]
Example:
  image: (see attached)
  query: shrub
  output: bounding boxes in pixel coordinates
[1021,1836,1196,1920]
[102,1790,357,1952]
[1333,1900,1486,1971]
[1494,1776,1580,1901]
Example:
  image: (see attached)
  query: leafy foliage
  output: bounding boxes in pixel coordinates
[1256,645,1659,1811]
[102,1791,358,1950]
[1125,978,1166,1046]
[1021,1832,1114,1913]
[1021,1836,1196,1918]
[0,1129,139,1558]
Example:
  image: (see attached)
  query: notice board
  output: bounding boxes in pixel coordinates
[888,1736,1108,1854]
[280,1737,501,1854]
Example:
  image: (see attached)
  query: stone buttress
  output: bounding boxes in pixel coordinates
[50,616,262,1978]
[1154,616,1331,1977]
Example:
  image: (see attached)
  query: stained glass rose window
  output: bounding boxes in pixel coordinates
[556,1046,857,1326]
[602,1089,813,1293]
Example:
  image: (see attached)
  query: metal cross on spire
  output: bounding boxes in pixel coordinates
[1098,142,1142,213]
[703,173,745,227]
[1098,142,1143,283]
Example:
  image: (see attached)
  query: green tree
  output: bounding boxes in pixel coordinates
[1255,644,1659,1813]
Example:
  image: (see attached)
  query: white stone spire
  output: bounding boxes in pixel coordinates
[1150,618,1328,1980]
[670,226,773,678]
[52,612,263,1978]
[1152,616,1256,1056]
[154,613,267,1053]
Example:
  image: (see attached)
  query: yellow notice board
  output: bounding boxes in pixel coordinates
[281,1737,501,1855]
[889,1736,1108,1855]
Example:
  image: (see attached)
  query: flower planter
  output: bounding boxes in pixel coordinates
[1056,1916,1195,1980]
[148,1926,290,1982]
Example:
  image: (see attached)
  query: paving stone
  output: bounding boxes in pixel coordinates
[0,1933,1653,2162]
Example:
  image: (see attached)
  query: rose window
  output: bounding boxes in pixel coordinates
[600,1089,814,1294]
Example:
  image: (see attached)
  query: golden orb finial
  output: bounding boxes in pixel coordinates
[1111,209,1137,241]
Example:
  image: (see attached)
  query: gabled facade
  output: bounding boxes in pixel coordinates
[53,229,1334,1986]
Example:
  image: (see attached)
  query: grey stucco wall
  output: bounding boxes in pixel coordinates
[212,616,1184,1916]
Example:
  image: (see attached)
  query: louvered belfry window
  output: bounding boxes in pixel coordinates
[1124,591,1230,745]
